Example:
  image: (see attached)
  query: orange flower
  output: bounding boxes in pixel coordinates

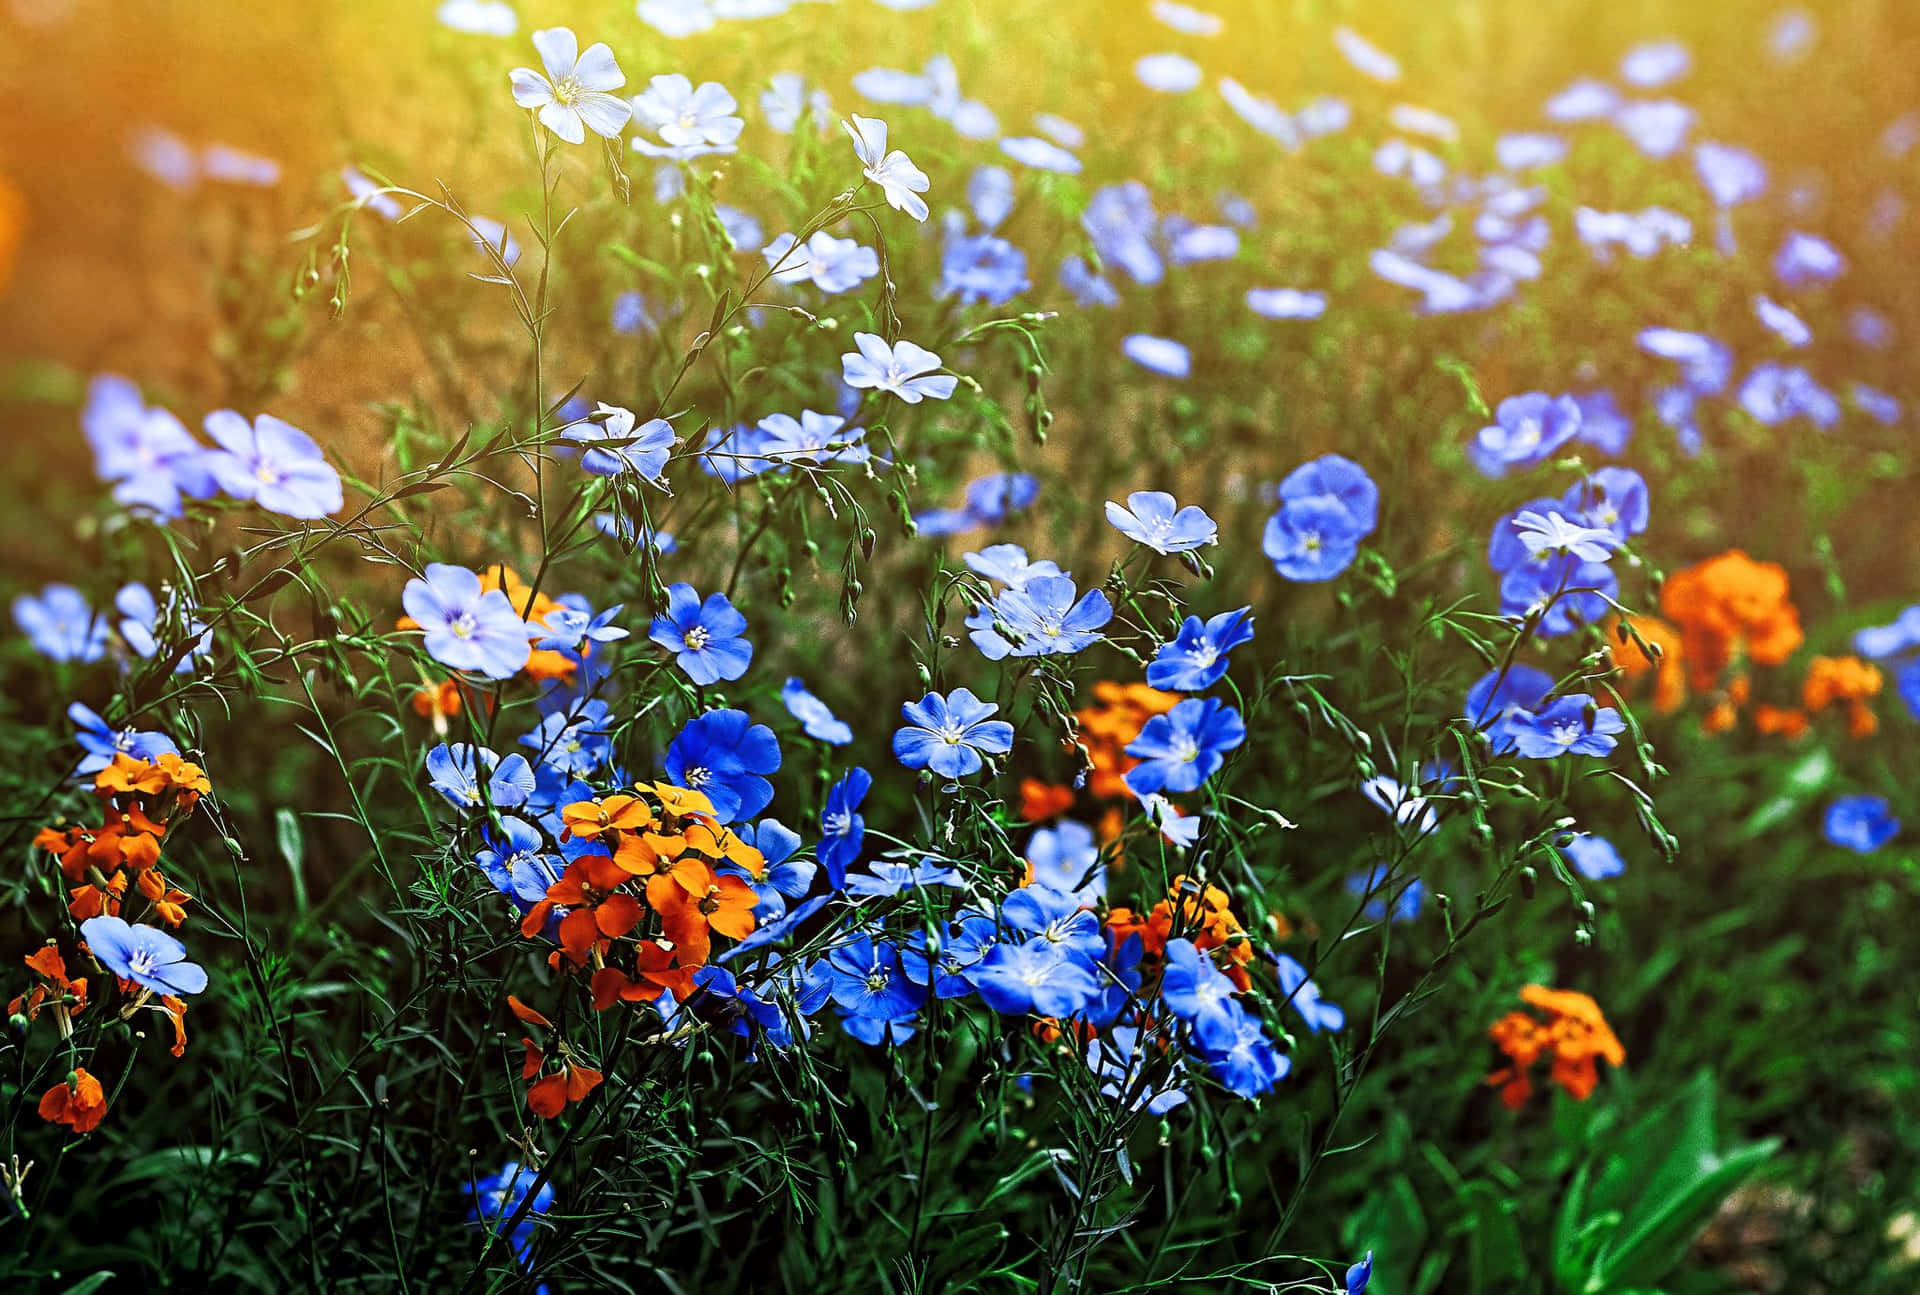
[156,995,190,1057]
[1608,614,1686,713]
[136,868,195,927]
[1018,779,1075,822]
[1801,655,1881,738]
[522,854,642,962]
[521,1039,603,1119]
[1660,550,1803,692]
[9,945,88,1037]
[1487,985,1624,1109]
[562,795,654,840]
[38,1068,108,1133]
[411,679,465,722]
[68,870,127,921]
[1753,704,1809,739]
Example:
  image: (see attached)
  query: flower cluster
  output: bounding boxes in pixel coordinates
[1486,985,1626,1108]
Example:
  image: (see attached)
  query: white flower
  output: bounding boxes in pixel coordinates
[843,114,931,222]
[632,75,745,159]
[438,0,517,36]
[1513,510,1623,563]
[636,0,715,38]
[509,28,631,144]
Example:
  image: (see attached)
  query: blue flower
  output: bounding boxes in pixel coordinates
[1775,231,1846,288]
[664,709,780,824]
[964,543,1063,590]
[631,74,743,159]
[1854,606,1920,660]
[202,411,344,519]
[533,601,627,654]
[1346,1251,1374,1295]
[1561,832,1625,880]
[902,913,999,999]
[818,767,871,887]
[426,742,536,811]
[81,914,208,996]
[893,688,1014,779]
[1123,697,1246,795]
[841,332,956,403]
[1346,866,1424,922]
[1469,393,1581,478]
[1273,953,1344,1032]
[912,472,1043,539]
[404,564,533,680]
[562,404,673,481]
[519,699,614,777]
[940,228,1030,305]
[1001,885,1106,963]
[1085,1025,1188,1115]
[1198,1003,1290,1097]
[1121,334,1191,378]
[466,1160,555,1270]
[1104,490,1217,554]
[476,816,562,910]
[1638,328,1734,395]
[81,375,217,521]
[68,702,177,777]
[729,818,812,919]
[116,582,210,671]
[1510,695,1626,759]
[610,290,654,335]
[1083,181,1162,285]
[1571,390,1632,456]
[1361,775,1438,836]
[1147,607,1255,692]
[1280,454,1379,534]
[1738,363,1841,429]
[967,575,1114,659]
[1025,820,1105,902]
[650,583,753,686]
[1464,665,1556,755]
[969,934,1100,1017]
[1263,495,1366,581]
[754,410,869,469]
[1565,467,1650,541]
[1824,795,1899,853]
[823,933,925,1026]
[843,113,932,220]
[761,72,831,135]
[1511,510,1622,563]
[781,677,852,744]
[846,858,964,897]
[1695,142,1767,212]
[1160,938,1241,1048]
[1499,553,1618,638]
[1612,98,1693,158]
[762,230,880,294]
[13,584,109,663]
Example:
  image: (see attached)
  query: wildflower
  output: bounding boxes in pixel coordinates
[201,411,343,519]
[631,75,743,159]
[509,27,630,143]
[845,858,964,897]
[1020,780,1075,822]
[1346,866,1424,922]
[939,228,1030,305]
[475,816,561,910]
[1281,454,1379,532]
[37,1068,108,1134]
[1146,607,1255,692]
[1487,986,1625,1107]
[465,1162,555,1272]
[403,564,533,680]
[1560,833,1625,880]
[892,688,1014,779]
[964,543,1063,590]
[426,742,535,810]
[1160,938,1241,1047]
[1074,683,1182,799]
[14,584,109,663]
[1121,334,1190,378]
[636,0,716,38]
[1247,287,1326,319]
[1737,363,1840,429]
[521,1039,603,1118]
[1123,697,1245,796]
[1660,550,1803,689]
[1775,231,1845,288]
[1510,695,1626,759]
[762,230,879,294]
[1361,775,1438,836]
[1638,327,1734,395]
[1138,793,1202,850]
[81,914,208,996]
[762,72,831,134]
[1025,820,1104,901]
[1564,467,1649,541]
[840,333,956,404]
[1803,656,1882,737]
[999,135,1082,174]
[1151,0,1222,35]
[1612,99,1693,158]
[781,677,852,744]
[1105,490,1217,554]
[649,583,752,685]
[842,114,930,221]
[9,946,89,1036]
[970,934,1099,1017]
[818,767,870,887]
[1470,393,1581,478]
[116,582,211,670]
[664,709,780,825]
[1198,1004,1290,1097]
[1273,953,1344,1032]
[1464,664,1555,754]
[562,404,673,481]
[534,602,627,656]
[968,164,1015,228]
[1347,1252,1374,1294]
[80,377,217,520]
[1135,52,1202,93]
[968,575,1114,660]
[1512,509,1623,563]
[69,703,176,777]
[1854,606,1920,660]
[1824,795,1899,853]
[754,410,869,468]
[520,701,614,777]
[823,934,925,1025]
[1333,26,1401,81]
[1263,495,1365,581]
[438,0,517,36]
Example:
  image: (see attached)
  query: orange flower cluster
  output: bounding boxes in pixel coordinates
[9,946,89,1040]
[510,998,605,1119]
[1072,683,1180,800]
[516,785,765,1046]
[1018,778,1075,822]
[38,1067,108,1134]
[1801,655,1882,738]
[35,753,207,928]
[1108,874,1256,989]
[1609,614,1686,713]
[1486,985,1625,1109]
[1660,550,1803,691]
[398,565,585,719]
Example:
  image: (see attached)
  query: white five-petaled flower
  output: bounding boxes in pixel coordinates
[509,28,632,144]
[842,114,931,222]
[1513,509,1624,563]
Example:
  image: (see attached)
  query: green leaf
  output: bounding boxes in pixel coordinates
[275,808,308,913]
[59,1275,117,1295]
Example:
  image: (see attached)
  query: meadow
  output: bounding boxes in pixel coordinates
[0,0,1916,1291]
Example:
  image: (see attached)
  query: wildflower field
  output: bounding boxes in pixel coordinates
[2,0,1918,1290]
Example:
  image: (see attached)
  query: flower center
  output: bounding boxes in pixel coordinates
[1172,736,1201,764]
[1191,645,1219,668]
[1514,419,1541,449]
[864,967,890,993]
[129,950,156,977]
[449,611,477,639]
[1302,531,1322,553]
[1552,722,1581,747]
[553,75,583,107]
[683,625,711,651]
[824,811,850,836]
[685,766,711,789]
[254,463,278,484]
[937,722,967,746]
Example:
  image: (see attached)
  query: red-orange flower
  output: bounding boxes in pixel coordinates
[1486,985,1625,1109]
[1660,550,1802,691]
[1018,779,1075,822]
[9,945,88,1037]
[520,1039,603,1119]
[522,854,642,962]
[38,1067,108,1133]
[1801,655,1882,738]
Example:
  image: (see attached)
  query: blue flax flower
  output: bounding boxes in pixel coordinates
[1273,953,1344,1032]
[562,404,673,481]
[69,702,177,777]
[823,933,925,1031]
[650,583,753,685]
[13,584,109,663]
[476,816,562,912]
[970,935,1099,1017]
[519,699,614,777]
[1160,938,1241,1048]
[1824,795,1899,853]
[1025,820,1105,902]
[1199,1003,1290,1097]
[1104,490,1218,554]
[1560,832,1625,880]
[902,912,999,999]
[1464,665,1555,755]
[664,708,780,824]
[1121,335,1190,378]
[81,915,209,996]
[1511,695,1626,759]
[1346,866,1424,922]
[893,688,1014,779]
[202,411,344,519]
[817,767,871,888]
[1124,697,1246,795]
[1347,1252,1374,1295]
[1086,1025,1188,1115]
[1263,495,1365,581]
[1147,607,1255,691]
[967,575,1113,660]
[781,677,852,744]
[964,543,1063,590]
[846,858,965,897]
[466,1160,555,1271]
[1469,393,1581,478]
[426,743,536,811]
[1001,885,1106,964]
[841,333,955,403]
[404,564,533,680]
